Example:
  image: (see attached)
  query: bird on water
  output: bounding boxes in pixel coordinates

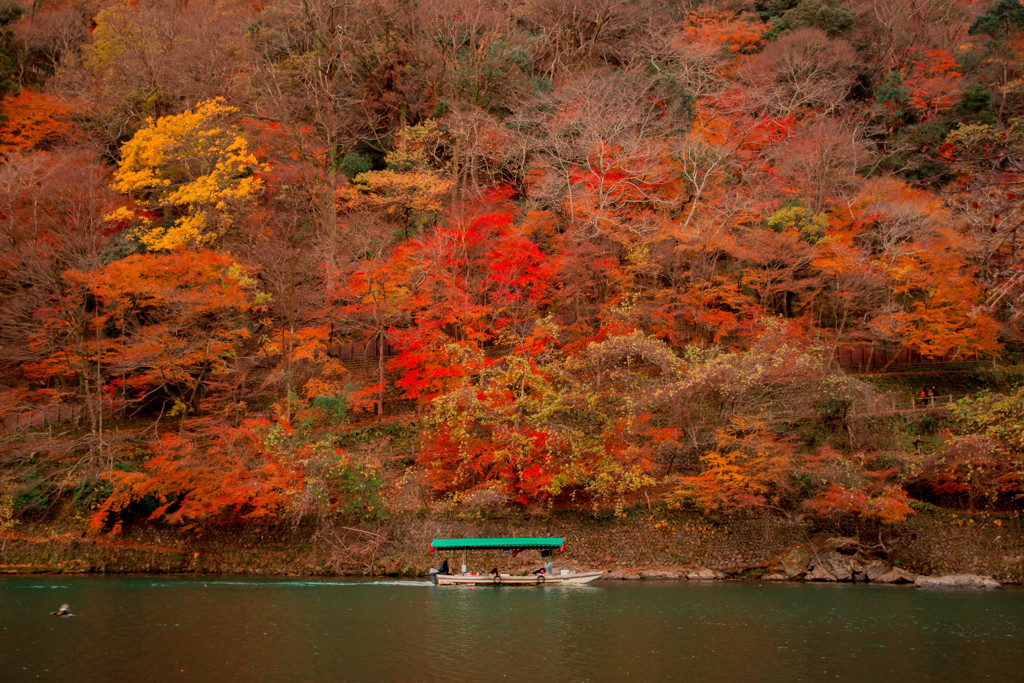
[50,604,74,617]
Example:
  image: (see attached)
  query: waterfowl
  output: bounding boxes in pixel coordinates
[50,604,73,617]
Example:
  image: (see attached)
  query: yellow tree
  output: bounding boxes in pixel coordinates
[338,122,453,236]
[107,98,264,251]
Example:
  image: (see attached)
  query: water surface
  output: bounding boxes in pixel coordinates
[2,576,1022,681]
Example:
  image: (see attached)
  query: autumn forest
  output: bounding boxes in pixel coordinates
[1,0,1023,563]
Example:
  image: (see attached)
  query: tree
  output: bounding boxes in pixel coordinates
[340,122,454,236]
[855,0,970,75]
[803,482,914,525]
[420,331,666,509]
[87,418,302,534]
[444,105,520,198]
[662,324,855,462]
[417,0,531,113]
[378,189,554,402]
[970,0,1024,38]
[107,98,264,251]
[900,49,963,122]
[0,147,120,437]
[68,0,254,145]
[247,0,438,263]
[964,0,1024,118]
[806,176,1002,355]
[850,178,1001,356]
[769,117,866,211]
[772,0,854,37]
[672,419,795,513]
[734,210,823,320]
[738,28,858,117]
[515,0,635,78]
[230,156,336,417]
[247,0,364,263]
[942,119,1024,342]
[331,224,420,416]
[10,1,91,88]
[0,1,23,97]
[28,250,260,419]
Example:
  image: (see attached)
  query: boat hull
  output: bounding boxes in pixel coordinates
[435,571,603,586]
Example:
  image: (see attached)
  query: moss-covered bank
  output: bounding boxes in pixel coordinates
[3,509,1022,583]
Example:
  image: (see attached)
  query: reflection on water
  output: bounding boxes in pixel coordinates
[2,577,1023,681]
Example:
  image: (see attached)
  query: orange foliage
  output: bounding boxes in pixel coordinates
[678,12,764,55]
[675,420,795,513]
[803,483,914,525]
[88,419,302,534]
[27,250,258,414]
[914,434,1024,508]
[0,90,76,154]
[812,178,1002,357]
[901,49,962,121]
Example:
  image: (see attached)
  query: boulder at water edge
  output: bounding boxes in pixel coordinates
[804,564,838,582]
[686,568,727,581]
[804,551,857,582]
[874,568,917,584]
[781,546,811,578]
[856,560,889,583]
[914,574,1001,590]
[639,569,683,580]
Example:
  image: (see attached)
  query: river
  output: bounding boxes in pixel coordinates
[2,576,1022,681]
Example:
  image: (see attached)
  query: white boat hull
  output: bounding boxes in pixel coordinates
[435,571,603,586]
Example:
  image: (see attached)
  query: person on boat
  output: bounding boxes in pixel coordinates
[532,567,546,575]
[490,567,499,576]
[50,604,73,617]
[439,558,450,575]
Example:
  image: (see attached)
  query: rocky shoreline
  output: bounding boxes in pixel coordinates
[601,563,1002,590]
[600,569,1002,590]
[598,537,1002,589]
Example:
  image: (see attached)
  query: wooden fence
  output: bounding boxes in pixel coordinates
[1,404,81,434]
[328,338,398,361]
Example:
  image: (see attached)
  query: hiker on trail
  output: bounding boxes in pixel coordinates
[920,388,927,406]
[928,386,936,407]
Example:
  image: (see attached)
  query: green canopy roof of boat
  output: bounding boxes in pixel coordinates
[431,538,564,551]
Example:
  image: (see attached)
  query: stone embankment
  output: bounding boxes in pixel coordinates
[3,510,1020,582]
[598,537,1002,589]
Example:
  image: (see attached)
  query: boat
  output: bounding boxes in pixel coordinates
[428,537,603,586]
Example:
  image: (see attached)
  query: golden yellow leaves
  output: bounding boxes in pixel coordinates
[338,121,453,227]
[348,169,453,215]
[107,98,265,250]
[766,204,830,244]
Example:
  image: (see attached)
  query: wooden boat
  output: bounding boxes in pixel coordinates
[434,571,603,586]
[429,537,602,586]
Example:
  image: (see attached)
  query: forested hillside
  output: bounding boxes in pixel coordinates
[1,0,1023,543]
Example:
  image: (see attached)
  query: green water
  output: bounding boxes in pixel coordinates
[1,577,1022,681]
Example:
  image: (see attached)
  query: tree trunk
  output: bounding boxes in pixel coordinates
[377,328,386,420]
